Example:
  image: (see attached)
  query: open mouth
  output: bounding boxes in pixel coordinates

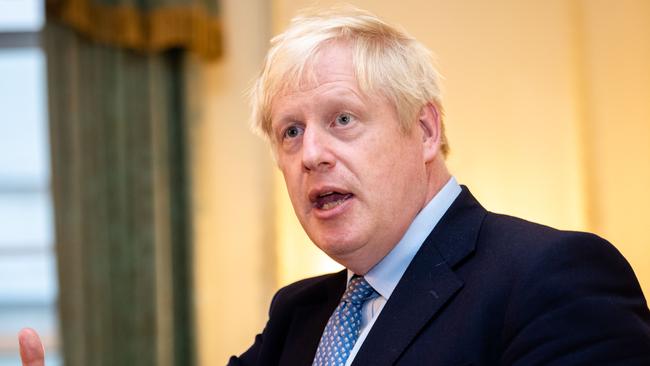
[313,191,354,210]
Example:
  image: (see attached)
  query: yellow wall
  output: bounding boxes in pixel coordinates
[192,0,650,363]
[577,0,650,301]
[186,0,276,364]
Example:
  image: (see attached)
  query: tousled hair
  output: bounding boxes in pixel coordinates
[250,5,449,156]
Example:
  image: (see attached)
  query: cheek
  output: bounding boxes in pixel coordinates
[280,166,302,200]
[370,146,424,196]
[285,176,303,200]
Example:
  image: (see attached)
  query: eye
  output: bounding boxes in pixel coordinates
[335,113,353,126]
[283,125,303,139]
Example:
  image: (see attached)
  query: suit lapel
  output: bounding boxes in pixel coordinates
[352,187,487,366]
[279,270,347,366]
[352,247,463,366]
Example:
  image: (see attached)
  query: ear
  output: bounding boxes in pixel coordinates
[417,102,442,163]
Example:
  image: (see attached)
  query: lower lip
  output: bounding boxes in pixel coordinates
[312,195,354,220]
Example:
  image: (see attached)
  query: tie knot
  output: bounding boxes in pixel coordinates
[341,276,376,305]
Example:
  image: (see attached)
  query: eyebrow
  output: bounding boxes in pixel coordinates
[271,87,370,128]
[321,90,370,112]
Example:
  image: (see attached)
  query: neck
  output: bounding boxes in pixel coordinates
[344,160,452,275]
[424,159,451,205]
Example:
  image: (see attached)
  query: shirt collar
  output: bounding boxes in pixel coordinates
[347,176,462,299]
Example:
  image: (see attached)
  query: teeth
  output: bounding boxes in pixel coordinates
[321,198,346,210]
[319,191,334,197]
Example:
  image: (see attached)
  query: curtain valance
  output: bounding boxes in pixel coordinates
[47,0,222,60]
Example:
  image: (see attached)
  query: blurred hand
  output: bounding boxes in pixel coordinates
[18,328,45,366]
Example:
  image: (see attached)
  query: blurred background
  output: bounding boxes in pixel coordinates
[0,0,648,365]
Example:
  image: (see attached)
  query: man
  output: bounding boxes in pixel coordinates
[229,6,650,366]
[18,6,650,366]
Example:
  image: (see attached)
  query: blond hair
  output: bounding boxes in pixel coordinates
[250,5,449,156]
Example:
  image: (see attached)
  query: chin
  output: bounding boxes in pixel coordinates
[311,232,366,260]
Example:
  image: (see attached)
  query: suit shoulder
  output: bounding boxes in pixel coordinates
[480,211,621,260]
[270,271,345,313]
[474,211,644,294]
[478,212,647,313]
[275,271,343,297]
[481,214,650,361]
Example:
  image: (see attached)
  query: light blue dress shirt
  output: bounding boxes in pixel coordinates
[343,177,462,366]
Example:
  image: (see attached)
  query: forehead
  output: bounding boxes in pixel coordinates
[278,40,358,98]
[270,41,362,114]
[308,41,356,85]
[268,40,398,133]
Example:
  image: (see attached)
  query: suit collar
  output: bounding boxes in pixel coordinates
[430,186,486,267]
[352,186,487,365]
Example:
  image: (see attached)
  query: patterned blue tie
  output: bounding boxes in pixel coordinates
[312,276,377,366]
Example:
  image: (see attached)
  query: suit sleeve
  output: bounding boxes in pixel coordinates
[227,333,263,366]
[500,232,650,365]
[227,290,282,366]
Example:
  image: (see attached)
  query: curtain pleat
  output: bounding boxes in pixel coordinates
[46,20,194,366]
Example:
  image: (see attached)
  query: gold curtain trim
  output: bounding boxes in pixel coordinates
[47,0,223,60]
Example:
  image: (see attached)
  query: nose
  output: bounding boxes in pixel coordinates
[301,125,335,172]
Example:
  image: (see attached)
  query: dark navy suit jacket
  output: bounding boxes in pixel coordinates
[229,187,650,365]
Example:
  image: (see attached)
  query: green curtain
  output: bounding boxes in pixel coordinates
[45,11,199,366]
